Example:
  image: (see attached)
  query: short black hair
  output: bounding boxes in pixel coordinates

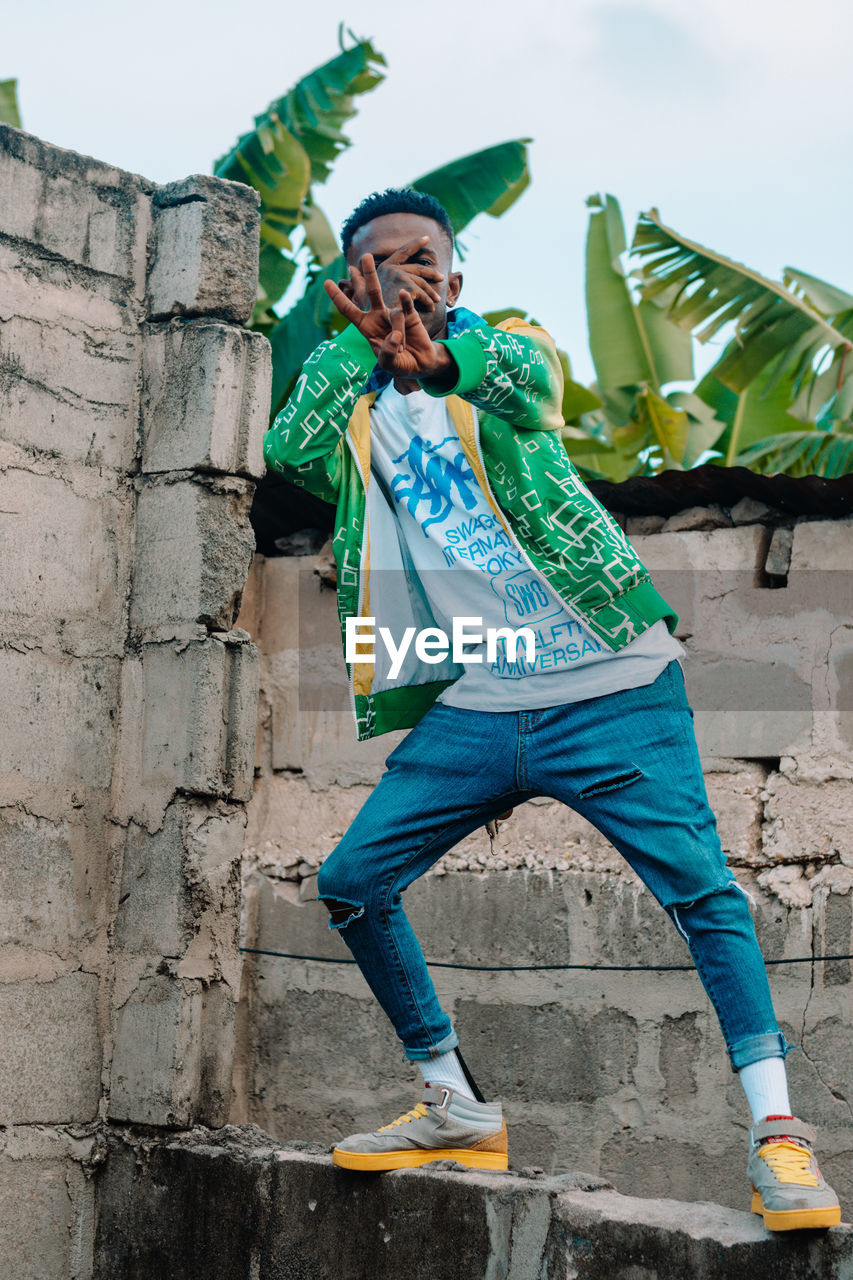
[340,187,454,259]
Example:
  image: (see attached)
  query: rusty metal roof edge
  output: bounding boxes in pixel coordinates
[588,465,853,518]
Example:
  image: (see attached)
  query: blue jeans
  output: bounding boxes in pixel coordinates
[316,660,790,1073]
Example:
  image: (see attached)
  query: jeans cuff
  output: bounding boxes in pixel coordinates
[402,1028,459,1061]
[729,1029,794,1072]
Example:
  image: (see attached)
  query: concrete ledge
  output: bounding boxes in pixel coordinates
[95,1125,853,1280]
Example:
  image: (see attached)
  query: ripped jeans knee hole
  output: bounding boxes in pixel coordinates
[320,896,365,930]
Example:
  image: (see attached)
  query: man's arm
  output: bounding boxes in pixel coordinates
[420,318,565,431]
[263,325,378,503]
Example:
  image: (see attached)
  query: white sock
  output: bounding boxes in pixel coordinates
[737,1056,792,1125]
[416,1049,476,1101]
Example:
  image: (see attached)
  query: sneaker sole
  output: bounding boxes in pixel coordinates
[751,1190,841,1231]
[332,1146,508,1172]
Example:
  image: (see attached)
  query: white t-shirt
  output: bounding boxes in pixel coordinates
[368,384,684,710]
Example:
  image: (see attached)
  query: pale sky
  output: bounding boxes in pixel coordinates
[7,0,852,382]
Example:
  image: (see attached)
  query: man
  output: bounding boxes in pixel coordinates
[262,188,840,1231]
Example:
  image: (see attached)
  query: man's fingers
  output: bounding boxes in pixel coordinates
[324,279,364,324]
[399,280,437,310]
[387,235,430,263]
[400,289,431,331]
[360,253,387,313]
[402,264,445,285]
[388,306,405,343]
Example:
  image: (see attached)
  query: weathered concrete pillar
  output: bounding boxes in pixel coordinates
[0,123,269,1277]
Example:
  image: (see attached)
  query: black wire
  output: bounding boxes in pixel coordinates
[238,946,853,973]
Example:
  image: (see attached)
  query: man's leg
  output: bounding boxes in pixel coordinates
[316,699,534,1166]
[524,658,840,1228]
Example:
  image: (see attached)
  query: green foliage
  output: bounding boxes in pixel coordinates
[413,141,531,244]
[632,210,853,427]
[735,429,853,478]
[214,32,385,241]
[561,199,853,481]
[211,30,853,483]
[0,79,21,128]
[568,194,725,482]
[219,33,534,412]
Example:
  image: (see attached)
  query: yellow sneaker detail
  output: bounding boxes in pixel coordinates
[747,1117,841,1232]
[331,1085,508,1173]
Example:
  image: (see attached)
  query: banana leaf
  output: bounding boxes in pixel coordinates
[632,210,853,423]
[783,267,853,318]
[256,244,298,321]
[585,194,693,399]
[734,429,853,478]
[267,258,346,417]
[0,79,21,128]
[696,345,806,466]
[214,38,385,251]
[666,391,727,468]
[413,140,531,236]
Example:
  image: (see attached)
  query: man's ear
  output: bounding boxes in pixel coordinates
[337,278,355,300]
[447,270,463,307]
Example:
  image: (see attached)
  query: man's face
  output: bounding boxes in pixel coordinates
[344,212,462,339]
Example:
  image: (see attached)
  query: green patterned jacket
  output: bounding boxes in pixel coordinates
[263,314,678,740]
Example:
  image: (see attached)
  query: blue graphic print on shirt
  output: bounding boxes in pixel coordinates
[390,437,480,531]
[388,434,603,676]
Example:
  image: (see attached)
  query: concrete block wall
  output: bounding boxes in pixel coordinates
[0,125,269,1278]
[234,504,853,1212]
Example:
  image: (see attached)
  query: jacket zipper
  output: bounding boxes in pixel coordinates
[344,431,369,728]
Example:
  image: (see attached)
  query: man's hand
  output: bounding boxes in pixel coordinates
[355,235,444,313]
[376,292,455,384]
[324,252,455,385]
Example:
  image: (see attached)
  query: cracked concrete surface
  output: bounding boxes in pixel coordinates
[0,122,268,1278]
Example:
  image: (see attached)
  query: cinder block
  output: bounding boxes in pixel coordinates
[116,798,244,977]
[458,999,639,1103]
[115,807,186,957]
[0,806,108,950]
[109,976,202,1126]
[0,650,119,790]
[0,467,131,652]
[147,175,260,325]
[790,518,853,571]
[141,320,270,478]
[0,973,101,1122]
[0,1145,94,1280]
[109,975,235,1127]
[113,636,258,828]
[258,563,396,781]
[248,983,414,1141]
[131,477,255,637]
[762,774,853,865]
[686,654,813,759]
[705,768,766,865]
[179,801,245,989]
[0,124,151,292]
[0,260,142,470]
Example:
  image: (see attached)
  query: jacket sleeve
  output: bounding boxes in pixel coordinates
[262,325,377,503]
[419,317,564,430]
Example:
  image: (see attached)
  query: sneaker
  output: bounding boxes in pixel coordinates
[748,1114,841,1231]
[331,1084,508,1172]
